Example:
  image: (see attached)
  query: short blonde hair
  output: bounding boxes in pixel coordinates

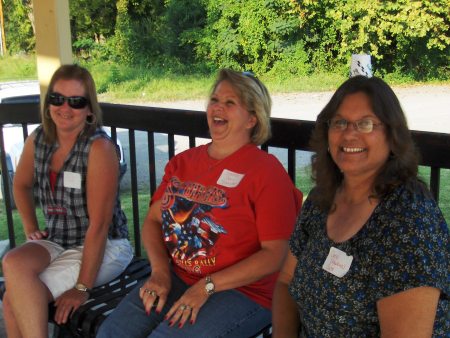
[42,64,102,143]
[210,69,272,145]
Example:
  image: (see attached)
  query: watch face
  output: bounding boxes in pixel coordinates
[75,283,88,292]
[205,282,215,295]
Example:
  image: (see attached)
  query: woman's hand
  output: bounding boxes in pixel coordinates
[54,288,89,324]
[165,279,209,328]
[27,229,48,240]
[139,270,172,315]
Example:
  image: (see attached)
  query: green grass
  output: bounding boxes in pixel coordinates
[0,54,37,81]
[1,56,449,103]
[419,167,450,223]
[0,191,152,250]
[0,167,448,271]
[295,165,450,225]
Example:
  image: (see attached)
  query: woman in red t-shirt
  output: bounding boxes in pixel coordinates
[98,69,302,338]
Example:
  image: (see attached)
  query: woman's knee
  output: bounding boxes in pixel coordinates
[2,248,24,276]
[2,244,50,276]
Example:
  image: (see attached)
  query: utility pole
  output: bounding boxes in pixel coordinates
[0,0,6,55]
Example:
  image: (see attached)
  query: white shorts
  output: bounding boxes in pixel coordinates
[30,238,133,299]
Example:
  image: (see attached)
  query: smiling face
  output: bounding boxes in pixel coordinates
[206,80,257,151]
[328,91,390,183]
[49,79,92,136]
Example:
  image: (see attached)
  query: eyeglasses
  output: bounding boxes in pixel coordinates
[328,118,383,133]
[48,93,89,109]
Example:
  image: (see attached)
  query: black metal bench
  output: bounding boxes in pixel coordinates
[0,257,151,338]
[1,256,271,337]
[50,256,151,338]
[50,256,271,337]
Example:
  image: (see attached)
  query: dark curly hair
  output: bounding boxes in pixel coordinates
[309,76,422,212]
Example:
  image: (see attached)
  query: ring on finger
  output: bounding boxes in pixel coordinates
[179,304,191,311]
[141,288,158,297]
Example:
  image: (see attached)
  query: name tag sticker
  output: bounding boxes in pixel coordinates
[322,247,353,278]
[47,205,67,215]
[63,171,82,189]
[217,169,244,188]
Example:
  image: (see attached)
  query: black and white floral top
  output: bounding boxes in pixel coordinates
[289,183,449,337]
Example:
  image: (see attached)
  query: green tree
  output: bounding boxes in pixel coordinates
[164,0,206,62]
[112,0,166,64]
[296,0,449,77]
[195,0,303,74]
[69,0,117,59]
[3,0,34,53]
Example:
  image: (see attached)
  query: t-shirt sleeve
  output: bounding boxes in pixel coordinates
[253,157,302,241]
[150,155,178,204]
[372,189,450,300]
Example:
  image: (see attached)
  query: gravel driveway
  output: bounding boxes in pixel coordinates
[117,84,450,191]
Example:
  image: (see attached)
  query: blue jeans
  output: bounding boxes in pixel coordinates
[97,271,271,338]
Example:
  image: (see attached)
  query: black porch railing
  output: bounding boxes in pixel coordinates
[1,101,450,255]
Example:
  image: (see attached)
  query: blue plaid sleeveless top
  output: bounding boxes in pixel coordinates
[33,126,128,248]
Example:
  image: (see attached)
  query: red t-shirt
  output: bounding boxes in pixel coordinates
[152,143,302,308]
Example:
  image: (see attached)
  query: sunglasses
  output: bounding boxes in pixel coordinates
[48,93,89,109]
[242,71,265,93]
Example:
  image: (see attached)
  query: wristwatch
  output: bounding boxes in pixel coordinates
[74,282,91,293]
[205,275,215,296]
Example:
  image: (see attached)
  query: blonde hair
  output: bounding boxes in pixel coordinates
[210,69,272,145]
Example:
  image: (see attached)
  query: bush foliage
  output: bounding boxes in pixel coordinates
[2,0,449,79]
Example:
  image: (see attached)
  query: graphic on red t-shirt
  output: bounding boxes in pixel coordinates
[161,176,228,265]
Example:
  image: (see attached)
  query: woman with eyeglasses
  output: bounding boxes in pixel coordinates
[97,69,303,338]
[2,64,133,338]
[272,75,449,337]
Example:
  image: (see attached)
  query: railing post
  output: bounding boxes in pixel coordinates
[147,132,157,196]
[429,167,440,203]
[0,127,16,248]
[128,129,141,256]
[288,148,296,184]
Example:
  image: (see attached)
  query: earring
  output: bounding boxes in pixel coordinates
[44,109,51,119]
[86,114,97,125]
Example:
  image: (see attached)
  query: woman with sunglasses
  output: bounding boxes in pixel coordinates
[2,64,133,338]
[272,76,449,337]
[97,69,303,337]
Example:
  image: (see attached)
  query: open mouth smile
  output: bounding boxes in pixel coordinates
[341,147,365,153]
[212,116,227,125]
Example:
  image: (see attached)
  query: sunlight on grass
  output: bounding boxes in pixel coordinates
[419,167,450,224]
[0,54,37,81]
[0,167,448,271]
[1,57,449,103]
